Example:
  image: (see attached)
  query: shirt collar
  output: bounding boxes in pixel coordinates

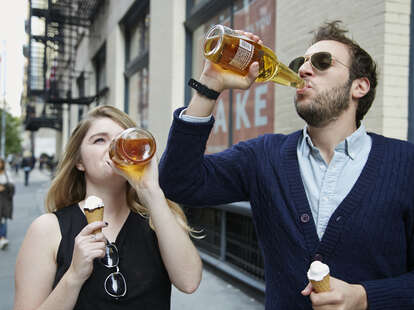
[301,126,315,157]
[344,123,368,159]
[300,123,369,160]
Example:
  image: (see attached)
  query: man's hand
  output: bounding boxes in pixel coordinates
[185,30,261,118]
[301,276,368,310]
[199,31,262,93]
[199,59,259,93]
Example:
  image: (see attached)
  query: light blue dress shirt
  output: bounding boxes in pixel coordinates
[297,124,372,239]
[179,108,372,240]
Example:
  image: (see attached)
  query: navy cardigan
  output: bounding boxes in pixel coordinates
[159,108,414,310]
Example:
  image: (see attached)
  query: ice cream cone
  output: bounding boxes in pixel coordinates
[307,261,330,293]
[310,273,330,293]
[84,196,104,234]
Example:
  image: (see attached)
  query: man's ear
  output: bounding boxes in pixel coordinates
[76,162,85,171]
[352,77,370,99]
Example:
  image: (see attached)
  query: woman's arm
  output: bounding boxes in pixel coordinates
[14,214,107,310]
[114,157,202,293]
[142,188,202,293]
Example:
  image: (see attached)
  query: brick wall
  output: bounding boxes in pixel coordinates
[383,0,410,139]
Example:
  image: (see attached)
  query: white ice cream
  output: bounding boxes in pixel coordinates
[84,195,104,210]
[307,261,330,281]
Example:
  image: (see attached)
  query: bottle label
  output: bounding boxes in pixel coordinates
[229,39,254,71]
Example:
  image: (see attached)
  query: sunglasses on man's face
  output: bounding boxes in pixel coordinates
[288,51,349,73]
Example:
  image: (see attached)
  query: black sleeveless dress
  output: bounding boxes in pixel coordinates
[53,204,171,309]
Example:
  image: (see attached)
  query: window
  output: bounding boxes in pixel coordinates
[76,72,85,98]
[185,0,270,288]
[30,40,45,92]
[76,72,85,120]
[123,1,150,127]
[188,0,276,153]
[93,44,106,95]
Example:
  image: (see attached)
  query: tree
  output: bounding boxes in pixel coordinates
[0,108,22,157]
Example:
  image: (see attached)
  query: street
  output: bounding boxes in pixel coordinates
[0,168,264,310]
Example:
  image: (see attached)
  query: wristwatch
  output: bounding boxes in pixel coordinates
[188,78,221,100]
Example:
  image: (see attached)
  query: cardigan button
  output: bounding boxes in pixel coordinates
[313,254,323,262]
[300,213,310,223]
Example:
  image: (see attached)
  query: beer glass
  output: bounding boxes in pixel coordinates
[203,24,304,89]
[109,128,156,177]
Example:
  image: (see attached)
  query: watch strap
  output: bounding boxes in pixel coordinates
[188,78,220,100]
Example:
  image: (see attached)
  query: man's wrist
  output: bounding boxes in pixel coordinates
[353,284,368,310]
[180,108,212,123]
[188,79,221,100]
[198,74,224,93]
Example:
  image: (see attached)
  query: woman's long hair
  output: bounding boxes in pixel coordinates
[46,105,196,235]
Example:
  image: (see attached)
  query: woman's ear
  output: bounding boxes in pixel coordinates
[76,162,85,171]
[352,77,370,99]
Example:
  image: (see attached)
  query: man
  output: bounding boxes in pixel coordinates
[21,151,35,186]
[159,21,414,309]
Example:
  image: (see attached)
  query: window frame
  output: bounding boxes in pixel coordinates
[93,43,107,96]
[122,0,150,117]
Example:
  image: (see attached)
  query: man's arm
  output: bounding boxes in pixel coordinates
[159,32,261,205]
[159,107,264,205]
[360,271,414,309]
[357,158,414,309]
[301,161,414,310]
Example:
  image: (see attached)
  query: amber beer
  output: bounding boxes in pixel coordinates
[203,25,304,89]
[109,128,156,178]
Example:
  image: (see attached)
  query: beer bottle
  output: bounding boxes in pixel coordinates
[109,128,156,178]
[203,25,304,89]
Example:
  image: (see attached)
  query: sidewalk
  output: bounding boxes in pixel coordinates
[0,168,264,310]
[0,168,50,310]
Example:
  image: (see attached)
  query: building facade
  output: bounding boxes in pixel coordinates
[66,0,413,148]
[24,0,413,291]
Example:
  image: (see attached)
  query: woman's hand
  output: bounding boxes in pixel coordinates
[130,155,160,191]
[66,221,108,286]
[109,156,162,206]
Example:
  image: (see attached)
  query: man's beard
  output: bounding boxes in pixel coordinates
[294,80,352,127]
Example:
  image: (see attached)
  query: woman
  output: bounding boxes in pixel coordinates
[0,158,14,249]
[14,106,202,309]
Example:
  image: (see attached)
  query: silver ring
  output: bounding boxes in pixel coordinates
[91,234,97,241]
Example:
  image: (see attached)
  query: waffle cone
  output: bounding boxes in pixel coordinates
[311,274,330,293]
[84,207,104,234]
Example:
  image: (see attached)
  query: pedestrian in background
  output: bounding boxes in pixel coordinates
[21,151,35,186]
[0,158,15,250]
[11,154,21,175]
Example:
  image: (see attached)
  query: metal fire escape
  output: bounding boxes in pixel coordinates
[24,0,102,131]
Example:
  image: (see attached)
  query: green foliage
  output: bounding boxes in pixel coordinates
[0,108,22,156]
